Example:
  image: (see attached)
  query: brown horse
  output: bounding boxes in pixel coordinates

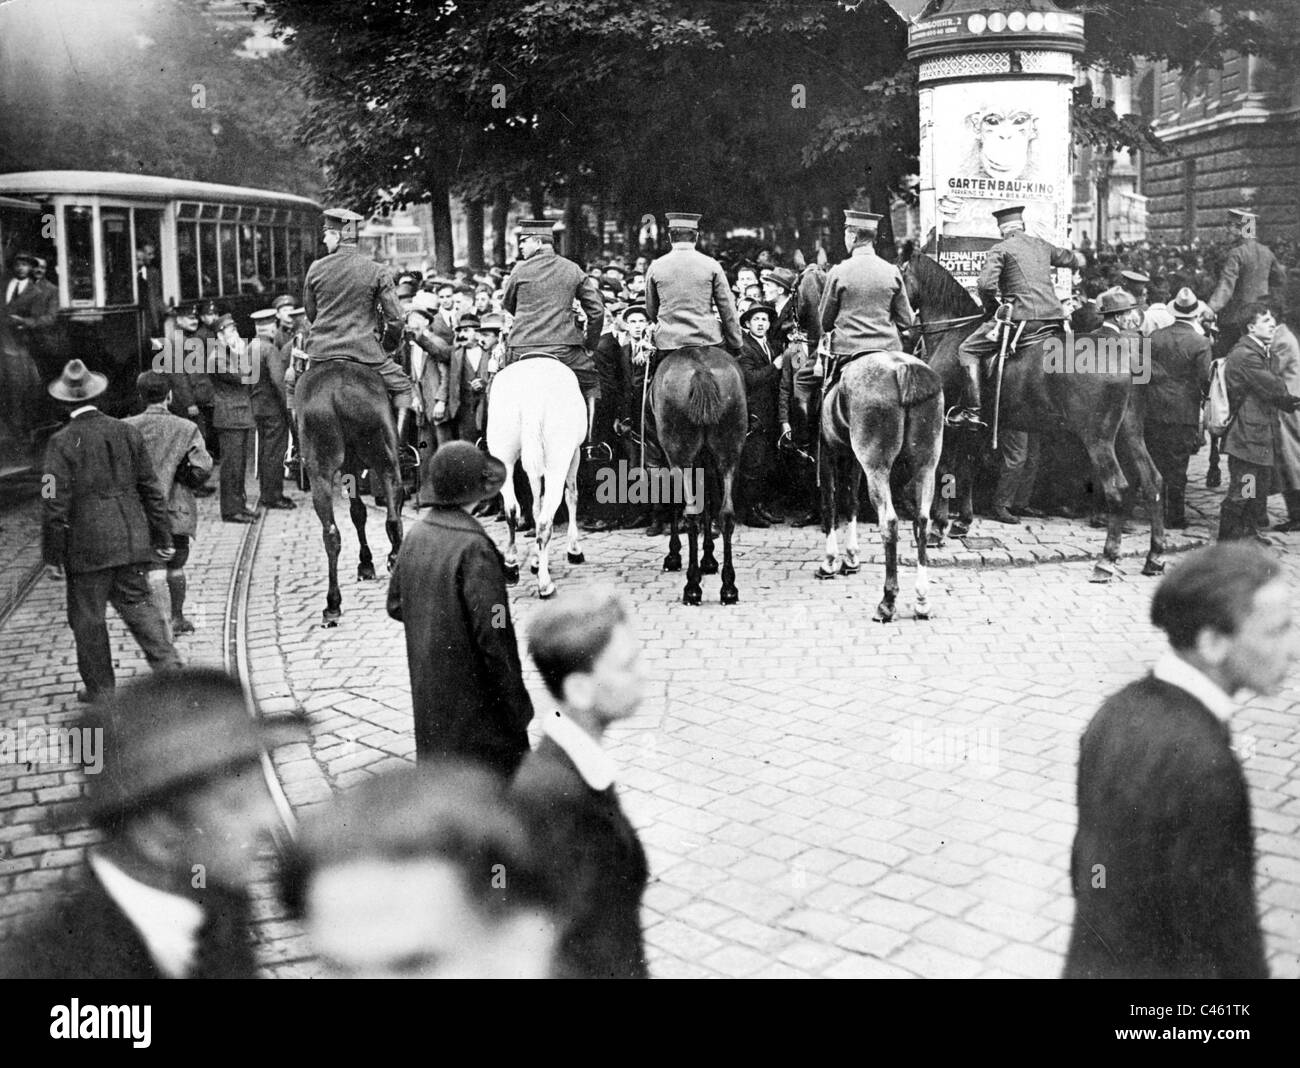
[296,361,403,626]
[901,251,1165,582]
[651,346,747,605]
[817,351,946,621]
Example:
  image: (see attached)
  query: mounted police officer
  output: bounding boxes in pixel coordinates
[1209,208,1287,359]
[301,207,417,466]
[500,219,605,443]
[951,205,1085,428]
[818,210,915,379]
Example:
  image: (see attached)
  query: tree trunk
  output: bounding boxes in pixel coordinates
[530,186,545,219]
[491,185,509,267]
[465,199,485,271]
[562,196,585,265]
[429,172,455,275]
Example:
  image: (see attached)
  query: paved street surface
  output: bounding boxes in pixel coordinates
[3,453,1299,979]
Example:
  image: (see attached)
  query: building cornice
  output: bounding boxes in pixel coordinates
[1154,99,1300,141]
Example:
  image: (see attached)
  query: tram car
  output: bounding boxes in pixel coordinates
[0,171,321,482]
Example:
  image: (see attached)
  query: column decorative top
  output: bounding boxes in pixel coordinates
[908,1,1084,65]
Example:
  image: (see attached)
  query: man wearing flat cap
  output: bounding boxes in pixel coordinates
[387,441,534,777]
[501,219,605,444]
[1209,209,1287,359]
[302,207,418,467]
[41,360,181,704]
[951,205,1085,427]
[0,669,290,979]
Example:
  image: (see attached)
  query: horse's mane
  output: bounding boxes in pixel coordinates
[907,252,981,319]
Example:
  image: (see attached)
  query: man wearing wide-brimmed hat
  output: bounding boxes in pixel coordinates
[387,441,534,777]
[0,669,292,978]
[41,360,181,704]
[1146,288,1214,529]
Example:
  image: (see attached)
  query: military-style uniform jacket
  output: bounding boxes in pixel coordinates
[976,230,1084,321]
[501,246,604,352]
[303,245,404,364]
[644,243,743,353]
[208,342,255,430]
[818,247,915,356]
[1209,239,1287,326]
[249,336,290,424]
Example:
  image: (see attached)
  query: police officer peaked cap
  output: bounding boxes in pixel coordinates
[665,213,702,230]
[250,308,278,321]
[518,220,556,240]
[1228,209,1257,224]
[991,206,1026,227]
[1120,269,1149,285]
[322,208,364,227]
[214,313,237,331]
[843,210,881,231]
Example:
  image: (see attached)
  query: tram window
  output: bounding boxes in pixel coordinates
[198,223,218,297]
[219,223,238,295]
[134,208,162,286]
[63,205,95,303]
[101,209,134,306]
[239,223,262,293]
[177,221,199,301]
[273,227,290,290]
[256,224,273,285]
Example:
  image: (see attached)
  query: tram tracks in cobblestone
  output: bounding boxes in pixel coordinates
[224,509,299,848]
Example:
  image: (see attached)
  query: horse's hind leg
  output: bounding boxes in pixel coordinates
[380,422,404,570]
[908,406,944,619]
[682,508,703,606]
[699,462,719,575]
[817,449,838,579]
[1083,437,1127,583]
[311,468,343,627]
[563,449,585,566]
[663,499,682,572]
[348,477,375,581]
[863,465,899,623]
[719,465,738,605]
[840,456,861,575]
[1121,407,1166,576]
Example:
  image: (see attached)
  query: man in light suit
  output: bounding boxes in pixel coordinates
[512,588,650,979]
[1064,542,1293,979]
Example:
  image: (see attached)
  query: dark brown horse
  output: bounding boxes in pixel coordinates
[901,251,1165,582]
[296,361,403,626]
[817,351,946,621]
[651,347,747,605]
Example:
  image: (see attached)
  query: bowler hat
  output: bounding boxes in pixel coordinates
[80,668,302,822]
[1097,289,1137,315]
[49,359,108,402]
[427,441,508,507]
[740,302,776,326]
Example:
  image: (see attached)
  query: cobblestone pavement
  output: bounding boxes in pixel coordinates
[4,451,1300,979]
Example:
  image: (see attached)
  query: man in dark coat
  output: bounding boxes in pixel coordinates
[387,441,534,777]
[211,314,258,522]
[41,360,180,703]
[736,302,784,527]
[247,308,294,510]
[1218,302,1300,543]
[0,670,290,979]
[512,588,650,979]
[1064,542,1291,979]
[1146,288,1213,528]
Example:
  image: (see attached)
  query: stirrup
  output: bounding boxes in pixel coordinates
[945,405,986,429]
[582,441,614,463]
[401,444,421,468]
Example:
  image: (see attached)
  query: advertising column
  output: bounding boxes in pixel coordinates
[908,2,1085,297]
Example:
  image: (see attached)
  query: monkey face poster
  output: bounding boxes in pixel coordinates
[918,78,1072,293]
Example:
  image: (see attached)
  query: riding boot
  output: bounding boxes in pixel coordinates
[394,407,418,474]
[949,362,986,428]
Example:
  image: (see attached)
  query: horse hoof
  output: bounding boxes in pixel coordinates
[566,551,585,565]
[700,557,719,575]
[927,532,944,549]
[1141,556,1166,577]
[682,586,703,606]
[814,566,837,581]
[538,583,557,599]
[915,602,931,621]
[321,613,341,628]
[720,586,739,606]
[663,555,682,573]
[1089,563,1117,583]
[950,522,970,538]
[504,565,520,585]
[839,559,860,576]
[357,565,376,581]
[872,604,895,623]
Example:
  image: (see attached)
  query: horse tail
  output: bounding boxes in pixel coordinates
[896,360,942,408]
[685,367,723,425]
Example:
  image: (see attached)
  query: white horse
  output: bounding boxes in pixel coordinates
[486,356,587,598]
